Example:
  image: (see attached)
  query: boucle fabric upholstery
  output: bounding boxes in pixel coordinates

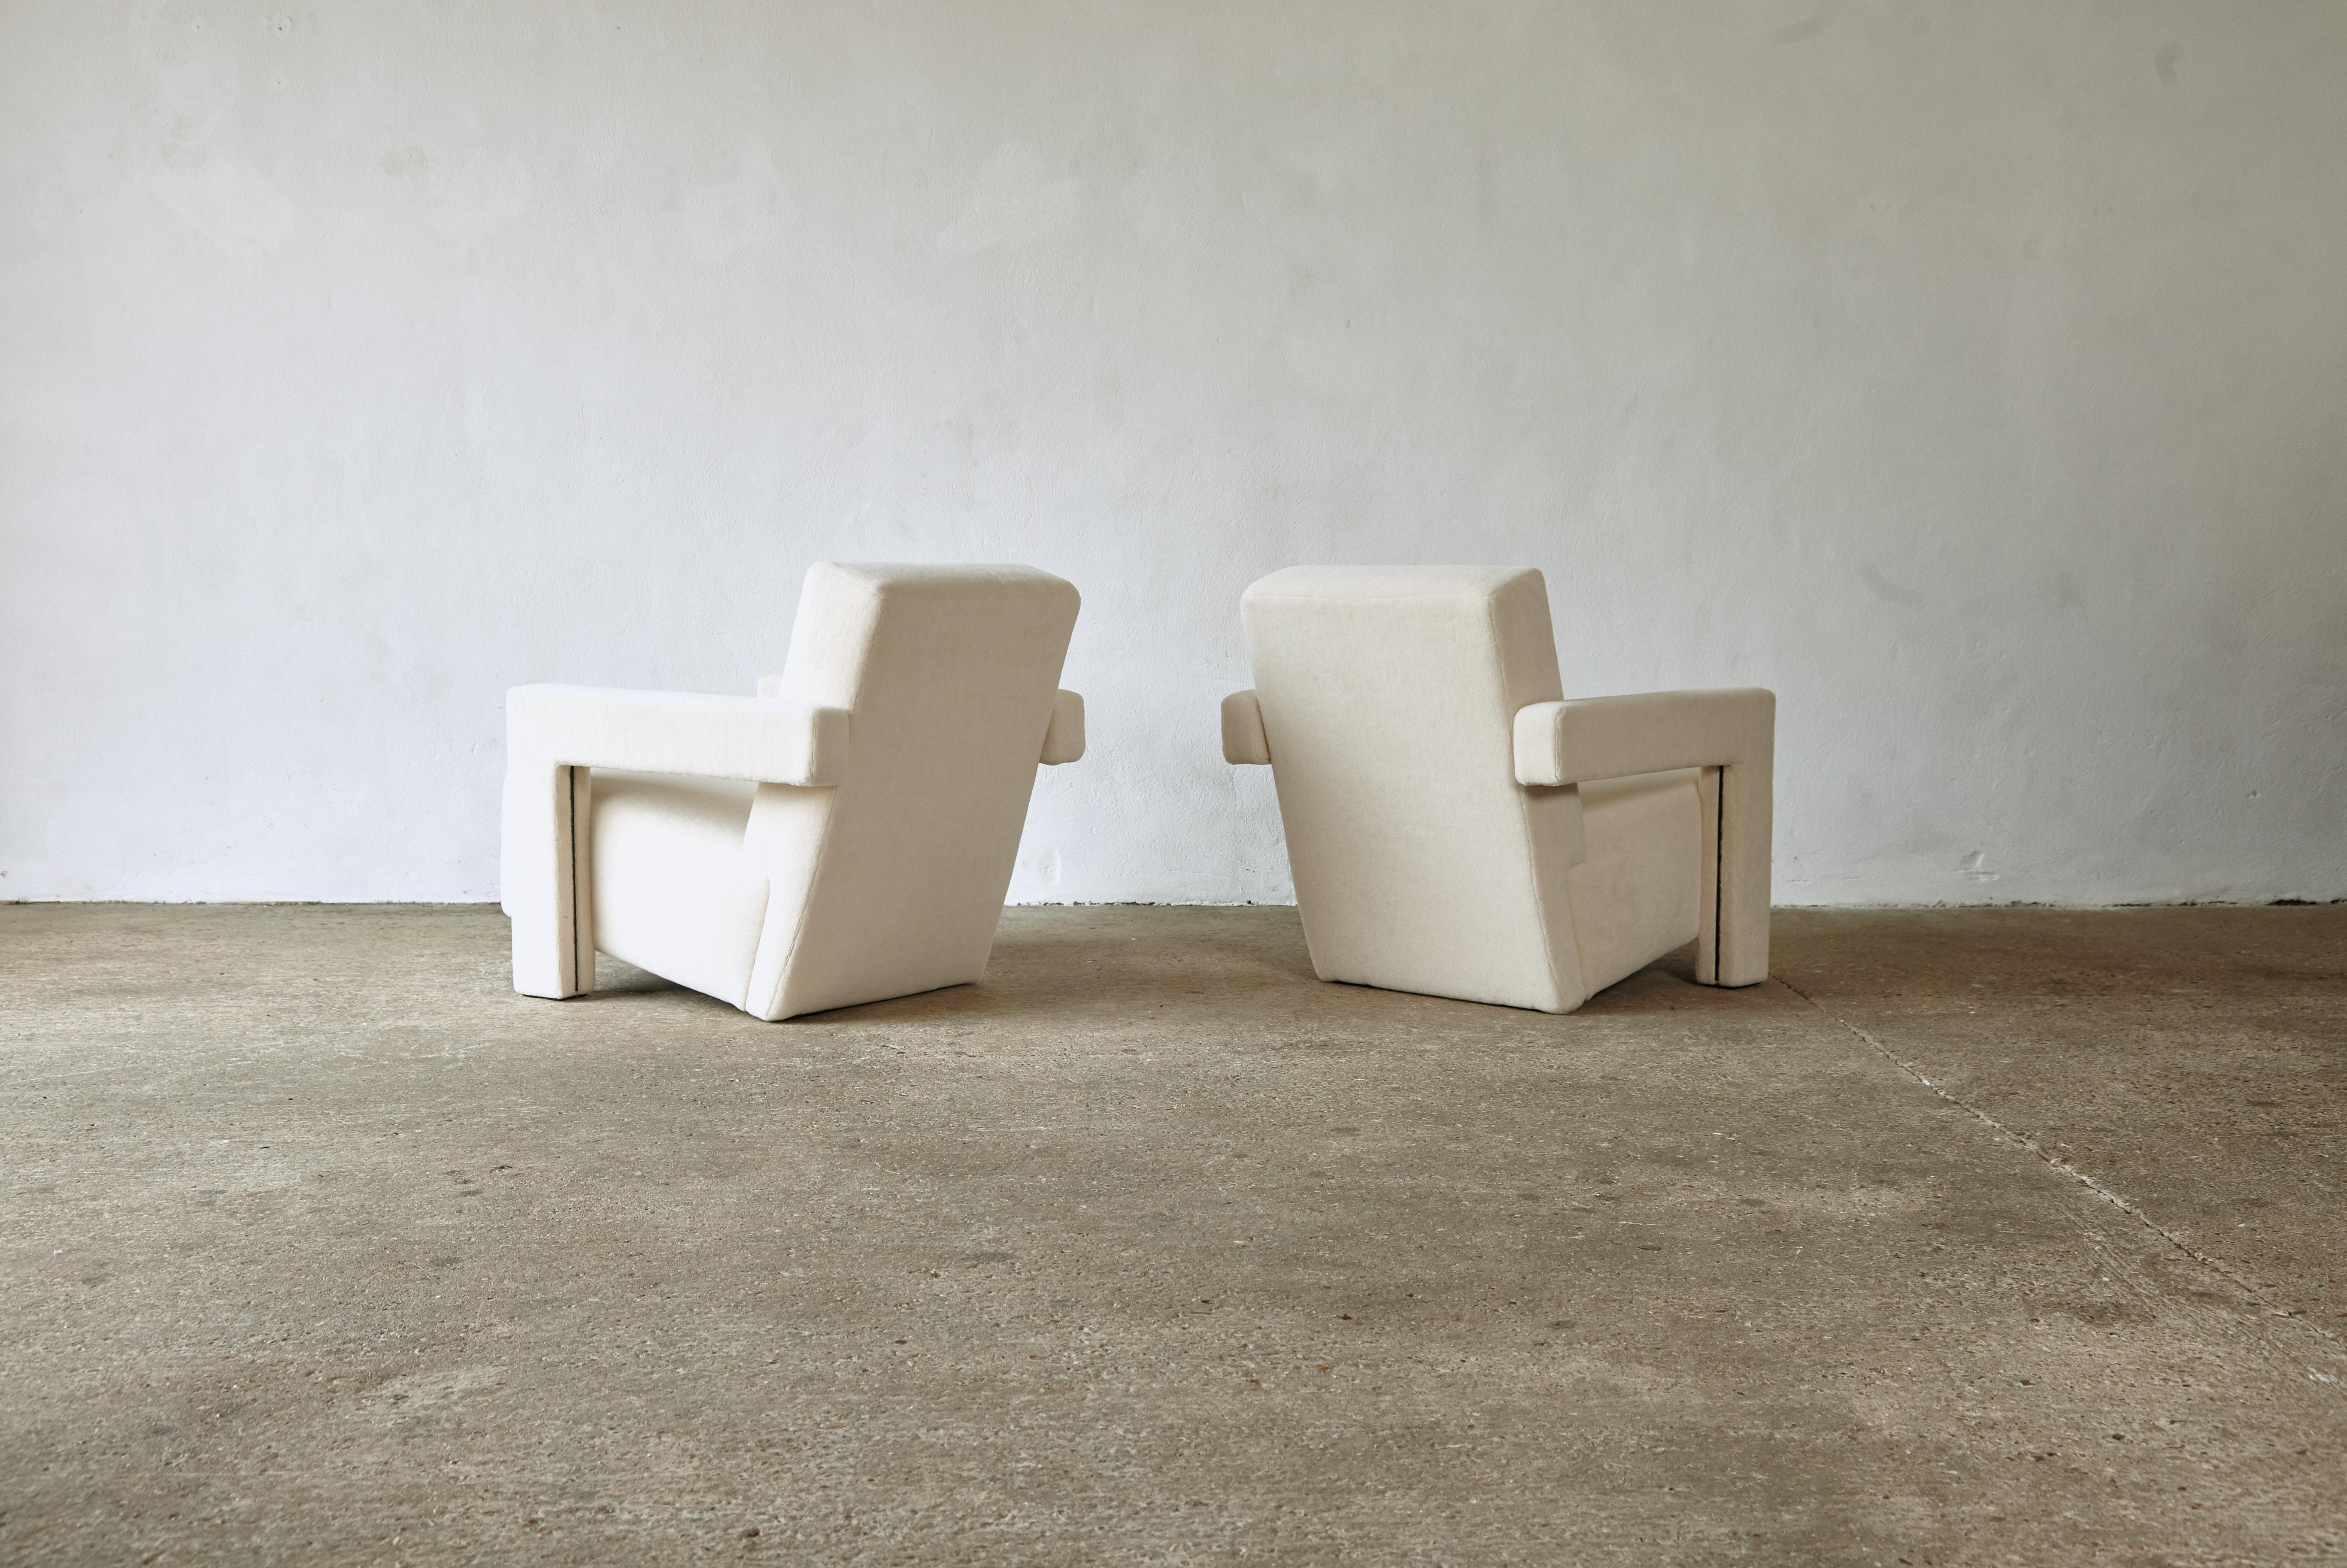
[504,562,1082,1020]
[1224,564,1772,1012]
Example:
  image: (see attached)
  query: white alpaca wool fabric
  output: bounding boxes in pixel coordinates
[504,562,1083,1020]
[1226,564,1772,1011]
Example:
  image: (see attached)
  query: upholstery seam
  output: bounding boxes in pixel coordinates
[1495,593,1576,1014]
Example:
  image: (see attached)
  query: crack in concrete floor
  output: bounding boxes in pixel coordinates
[1779,972,2339,1345]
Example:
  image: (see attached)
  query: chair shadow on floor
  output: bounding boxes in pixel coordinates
[558,911,1798,1027]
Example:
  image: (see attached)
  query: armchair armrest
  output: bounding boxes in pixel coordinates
[503,683,852,1003]
[1513,687,1775,990]
[757,674,1082,767]
[1512,688,1773,788]
[508,684,850,786]
[1221,689,1271,765]
[1041,690,1085,765]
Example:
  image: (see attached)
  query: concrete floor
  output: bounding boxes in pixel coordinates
[2,905,2341,1566]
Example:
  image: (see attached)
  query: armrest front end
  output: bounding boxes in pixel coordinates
[1513,687,1775,990]
[1041,690,1085,765]
[1221,690,1271,765]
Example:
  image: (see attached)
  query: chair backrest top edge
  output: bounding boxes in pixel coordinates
[1243,564,1541,604]
[813,561,1075,596]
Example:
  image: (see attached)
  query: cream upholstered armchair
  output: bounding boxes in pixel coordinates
[1221,565,1772,1013]
[502,562,1084,1020]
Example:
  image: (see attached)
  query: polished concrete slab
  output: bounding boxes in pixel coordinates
[2,903,2341,1565]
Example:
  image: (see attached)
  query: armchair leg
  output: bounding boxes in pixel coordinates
[504,762,595,999]
[1696,766,1722,984]
[1704,756,1772,987]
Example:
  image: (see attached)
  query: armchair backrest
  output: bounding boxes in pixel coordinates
[1240,565,1589,1011]
[744,563,1079,1019]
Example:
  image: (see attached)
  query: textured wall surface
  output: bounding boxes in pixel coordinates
[4,2,2342,905]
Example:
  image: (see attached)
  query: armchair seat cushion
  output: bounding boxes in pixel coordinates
[1566,769,1703,999]
[588,771,766,1010]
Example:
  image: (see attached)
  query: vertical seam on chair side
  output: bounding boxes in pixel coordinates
[1492,594,1574,1014]
[738,875,773,1014]
[760,782,840,1021]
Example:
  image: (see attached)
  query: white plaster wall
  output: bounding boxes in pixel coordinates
[4,2,2343,906]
